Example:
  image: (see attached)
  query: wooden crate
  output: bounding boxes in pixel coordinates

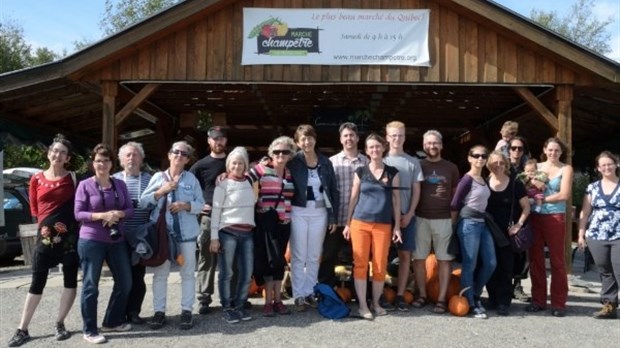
[19,224,38,266]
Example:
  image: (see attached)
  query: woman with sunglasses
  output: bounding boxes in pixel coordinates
[450,145,497,319]
[578,151,620,319]
[9,134,79,347]
[526,137,573,317]
[140,141,205,330]
[248,136,297,316]
[74,144,134,344]
[485,150,530,316]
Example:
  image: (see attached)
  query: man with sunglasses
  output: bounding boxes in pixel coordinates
[190,126,228,315]
[319,123,369,288]
[411,130,460,314]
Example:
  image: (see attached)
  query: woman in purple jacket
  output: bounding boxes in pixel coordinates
[74,144,134,344]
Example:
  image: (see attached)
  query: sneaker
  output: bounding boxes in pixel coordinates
[198,295,212,315]
[83,333,107,344]
[474,300,486,313]
[55,322,71,341]
[8,329,30,347]
[472,307,488,319]
[127,312,146,325]
[243,300,253,310]
[551,308,566,317]
[100,323,132,332]
[223,308,241,324]
[513,285,531,302]
[273,301,291,315]
[379,294,396,311]
[496,305,509,316]
[593,302,618,319]
[236,307,253,321]
[179,310,193,330]
[263,303,276,317]
[295,297,307,312]
[395,295,410,312]
[305,295,318,308]
[149,312,166,330]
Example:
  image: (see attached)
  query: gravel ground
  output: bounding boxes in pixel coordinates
[0,252,618,348]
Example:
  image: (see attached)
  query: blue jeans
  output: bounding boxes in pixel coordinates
[78,239,132,335]
[457,219,497,306]
[217,230,254,308]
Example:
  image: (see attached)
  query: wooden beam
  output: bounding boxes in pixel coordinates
[555,84,574,274]
[513,87,558,131]
[101,81,118,150]
[115,83,160,126]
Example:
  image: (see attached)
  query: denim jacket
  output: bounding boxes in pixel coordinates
[287,151,340,225]
[140,170,205,242]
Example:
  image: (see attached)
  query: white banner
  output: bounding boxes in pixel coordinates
[242,8,430,66]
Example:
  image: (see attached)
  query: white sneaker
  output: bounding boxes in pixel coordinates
[473,307,488,319]
[83,333,107,344]
[100,323,132,332]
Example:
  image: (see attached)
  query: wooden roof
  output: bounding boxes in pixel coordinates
[1,0,619,164]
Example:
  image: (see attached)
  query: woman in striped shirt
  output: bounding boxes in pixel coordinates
[248,136,296,317]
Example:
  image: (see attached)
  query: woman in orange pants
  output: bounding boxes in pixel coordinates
[343,133,402,320]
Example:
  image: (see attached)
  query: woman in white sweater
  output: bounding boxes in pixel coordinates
[209,147,256,324]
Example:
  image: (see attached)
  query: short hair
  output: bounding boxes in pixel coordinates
[386,121,405,131]
[118,141,145,159]
[49,133,73,155]
[169,141,195,157]
[268,136,297,157]
[365,132,388,151]
[423,129,443,143]
[500,121,519,136]
[339,122,358,135]
[524,158,538,168]
[91,143,115,171]
[294,124,317,143]
[487,150,510,175]
[226,146,250,173]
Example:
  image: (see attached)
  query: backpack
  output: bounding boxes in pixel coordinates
[314,283,350,319]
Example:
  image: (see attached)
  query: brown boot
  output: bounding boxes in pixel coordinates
[592,302,617,319]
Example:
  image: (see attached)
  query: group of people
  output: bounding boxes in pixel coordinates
[7,120,620,346]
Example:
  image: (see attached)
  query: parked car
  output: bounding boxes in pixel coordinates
[1,168,40,260]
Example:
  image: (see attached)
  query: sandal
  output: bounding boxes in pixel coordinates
[432,301,447,314]
[411,297,428,308]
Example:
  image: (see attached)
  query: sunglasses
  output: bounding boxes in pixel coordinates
[510,146,524,152]
[470,153,488,159]
[170,149,190,157]
[272,149,291,156]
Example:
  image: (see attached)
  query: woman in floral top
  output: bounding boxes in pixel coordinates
[9,134,79,347]
[578,151,620,319]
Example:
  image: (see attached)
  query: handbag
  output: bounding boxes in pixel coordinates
[140,197,170,267]
[509,180,533,253]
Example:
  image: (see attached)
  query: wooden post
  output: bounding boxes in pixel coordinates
[101,81,118,151]
[555,85,574,274]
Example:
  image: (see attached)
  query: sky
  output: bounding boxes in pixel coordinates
[0,0,619,61]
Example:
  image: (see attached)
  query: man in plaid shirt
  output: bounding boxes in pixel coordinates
[318,122,369,287]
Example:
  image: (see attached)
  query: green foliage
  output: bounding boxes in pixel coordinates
[572,171,590,208]
[530,0,613,55]
[2,143,89,175]
[0,19,60,74]
[100,0,183,36]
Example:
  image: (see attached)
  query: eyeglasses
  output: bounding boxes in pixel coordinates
[510,146,524,152]
[470,153,488,159]
[272,149,291,156]
[94,159,111,164]
[170,149,190,157]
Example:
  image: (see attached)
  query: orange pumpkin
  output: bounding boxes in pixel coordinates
[425,253,438,282]
[448,287,470,317]
[426,277,440,303]
[446,274,461,300]
[383,287,396,304]
[336,287,352,303]
[451,268,462,277]
[403,290,414,304]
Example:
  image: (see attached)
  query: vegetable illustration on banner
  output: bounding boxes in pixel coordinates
[248,16,321,56]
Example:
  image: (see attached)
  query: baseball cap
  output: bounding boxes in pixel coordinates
[208,126,227,139]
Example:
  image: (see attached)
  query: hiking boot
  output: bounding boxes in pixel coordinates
[593,302,617,319]
[273,301,291,315]
[8,329,30,347]
[149,312,166,330]
[395,295,410,312]
[263,303,276,317]
[223,308,241,324]
[100,323,132,332]
[236,307,253,321]
[199,295,212,315]
[55,322,71,341]
[305,295,318,308]
[295,297,307,312]
[513,285,531,302]
[179,310,193,330]
[83,333,106,344]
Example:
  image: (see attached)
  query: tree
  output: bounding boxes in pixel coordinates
[530,0,613,55]
[100,0,183,36]
[0,20,32,73]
